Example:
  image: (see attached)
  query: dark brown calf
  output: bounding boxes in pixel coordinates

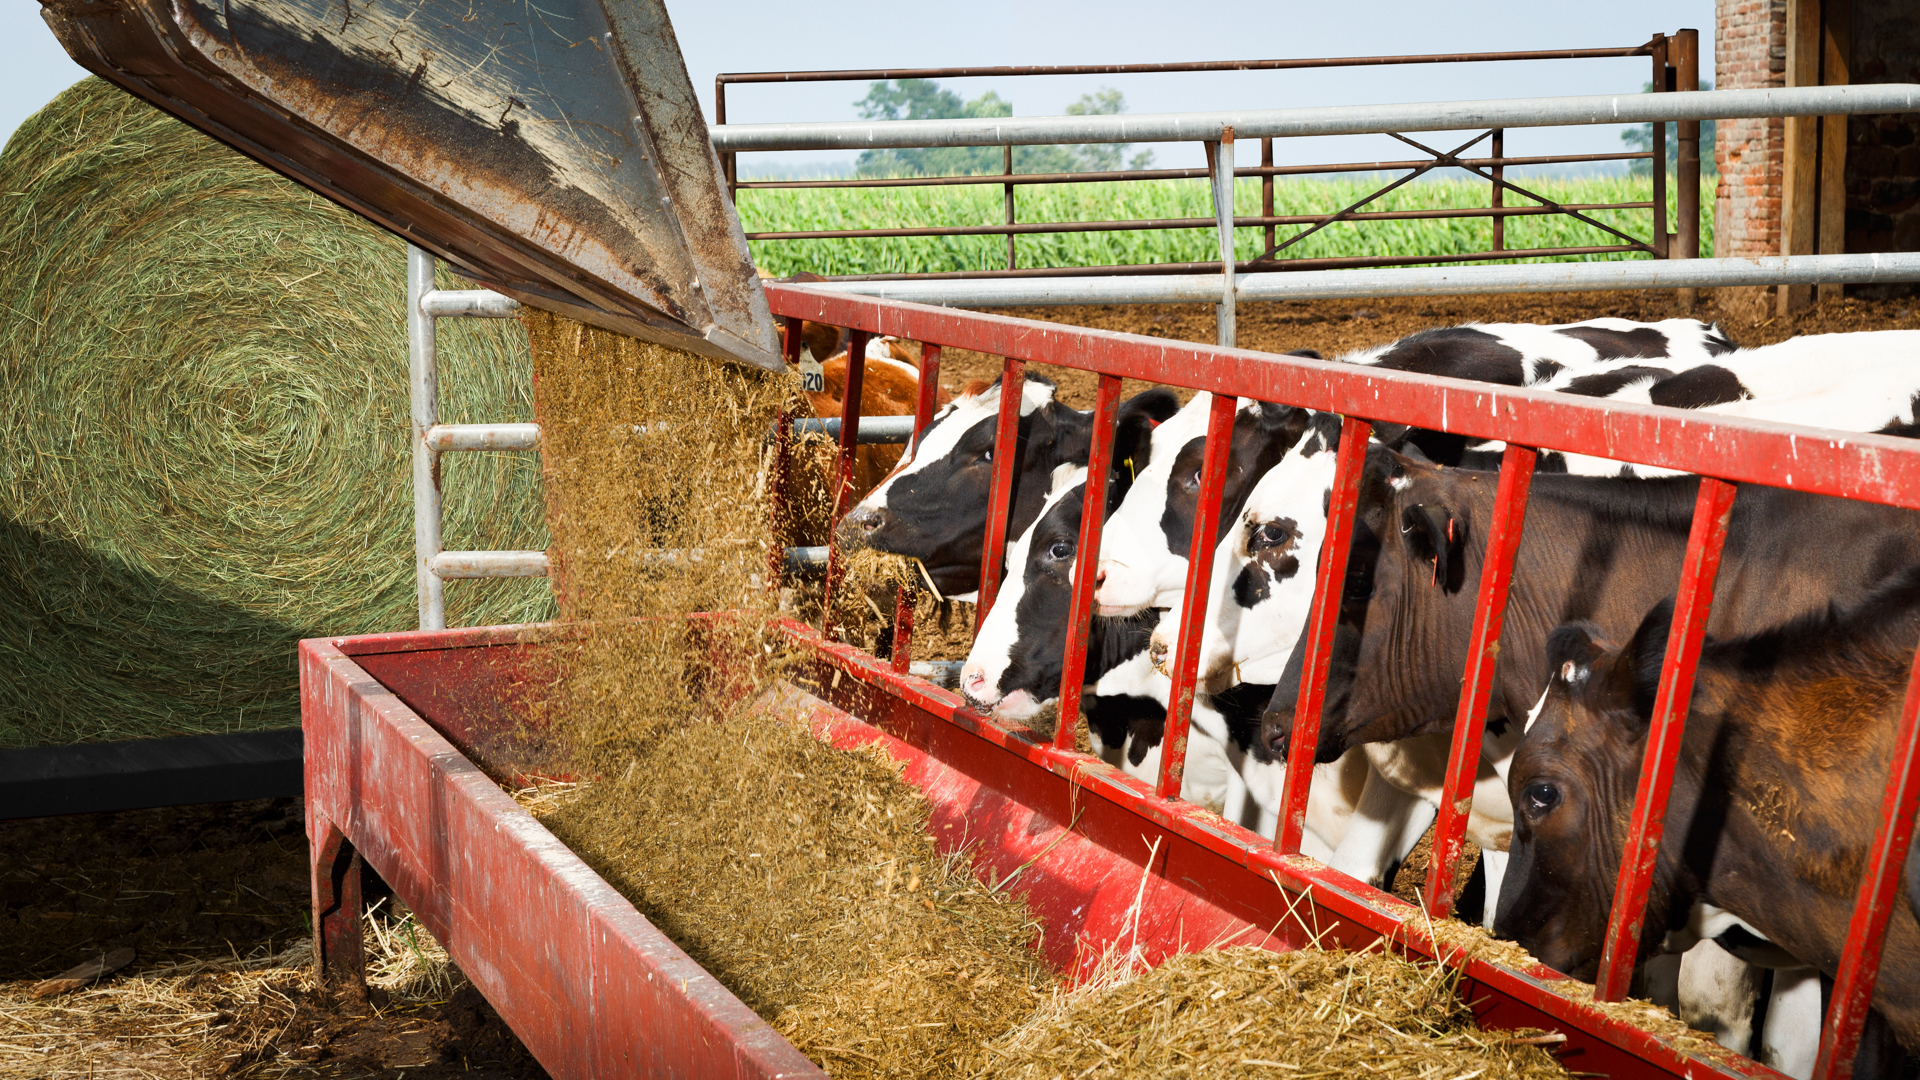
[1263,450,1920,764]
[1496,567,1920,1052]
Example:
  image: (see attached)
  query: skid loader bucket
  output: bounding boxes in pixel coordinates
[39,0,783,372]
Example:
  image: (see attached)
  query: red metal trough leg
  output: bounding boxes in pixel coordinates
[311,821,367,1002]
[1277,416,1371,855]
[1812,642,1920,1080]
[1425,443,1536,918]
[1158,393,1239,801]
[1057,373,1123,749]
[1594,476,1737,1001]
[976,355,1026,636]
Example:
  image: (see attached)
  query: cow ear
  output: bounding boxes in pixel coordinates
[1616,598,1675,725]
[1120,387,1181,426]
[1545,622,1609,690]
[1399,503,1467,593]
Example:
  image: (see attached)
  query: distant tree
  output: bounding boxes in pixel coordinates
[1622,80,1717,176]
[853,82,1154,177]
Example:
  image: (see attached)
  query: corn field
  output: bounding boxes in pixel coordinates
[739,176,1714,278]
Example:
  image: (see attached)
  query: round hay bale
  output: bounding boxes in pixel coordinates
[0,78,552,748]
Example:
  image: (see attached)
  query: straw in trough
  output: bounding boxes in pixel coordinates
[0,78,551,747]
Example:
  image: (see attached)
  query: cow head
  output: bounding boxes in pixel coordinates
[1259,447,1480,763]
[836,379,1176,600]
[1094,386,1317,617]
[1493,605,1684,979]
[958,386,1174,720]
[1187,412,1345,693]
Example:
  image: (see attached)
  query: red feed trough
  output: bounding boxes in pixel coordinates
[306,621,1757,1080]
[306,286,1920,1080]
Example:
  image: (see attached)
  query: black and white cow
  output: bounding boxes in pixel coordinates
[832,375,1175,600]
[960,462,1438,876]
[1094,318,1742,620]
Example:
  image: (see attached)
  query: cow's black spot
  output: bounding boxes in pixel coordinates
[1648,364,1750,409]
[1086,694,1166,766]
[1368,327,1525,385]
[1234,518,1303,607]
[1554,325,1671,359]
[1233,564,1269,607]
[1531,358,1565,383]
[1560,366,1675,398]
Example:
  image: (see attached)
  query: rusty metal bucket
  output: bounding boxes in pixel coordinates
[40,0,782,372]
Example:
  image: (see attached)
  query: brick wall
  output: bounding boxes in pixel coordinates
[1714,0,1788,263]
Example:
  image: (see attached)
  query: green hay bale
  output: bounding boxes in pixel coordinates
[0,78,554,748]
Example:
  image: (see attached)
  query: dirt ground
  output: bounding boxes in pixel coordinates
[0,799,545,1079]
[925,289,1920,408]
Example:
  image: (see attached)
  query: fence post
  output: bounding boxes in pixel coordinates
[1650,34,1669,261]
[1674,29,1700,311]
[1261,137,1276,259]
[407,244,446,632]
[1209,130,1237,348]
[716,78,736,206]
[1004,145,1017,271]
[1490,128,1505,253]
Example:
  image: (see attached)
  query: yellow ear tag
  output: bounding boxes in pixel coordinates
[1123,456,1136,480]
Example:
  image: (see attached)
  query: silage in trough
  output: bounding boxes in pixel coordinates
[0,78,551,747]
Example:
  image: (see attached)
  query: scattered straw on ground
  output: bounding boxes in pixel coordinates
[0,903,536,1078]
[0,77,550,747]
[984,944,1570,1080]
[530,702,1054,1080]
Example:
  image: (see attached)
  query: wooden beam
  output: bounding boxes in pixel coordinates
[1817,0,1851,303]
[1780,0,1822,314]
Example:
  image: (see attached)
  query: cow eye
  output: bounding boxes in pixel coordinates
[1250,523,1289,551]
[1047,541,1073,561]
[1521,781,1562,817]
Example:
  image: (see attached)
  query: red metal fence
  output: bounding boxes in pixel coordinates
[719,35,1703,280]
[763,279,1920,1080]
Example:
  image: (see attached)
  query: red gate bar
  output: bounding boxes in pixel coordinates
[1812,645,1920,1080]
[1425,444,1538,917]
[764,285,1920,512]
[763,287,1920,1068]
[1277,415,1373,853]
[764,316,806,591]
[977,356,1027,630]
[1056,373,1125,749]
[1594,476,1739,1001]
[820,330,870,636]
[1158,394,1240,800]
[889,343,945,674]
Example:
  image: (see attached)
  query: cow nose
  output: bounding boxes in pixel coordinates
[959,663,989,708]
[1259,711,1292,761]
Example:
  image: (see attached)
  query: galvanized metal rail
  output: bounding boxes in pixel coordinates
[407,246,547,631]
[766,276,1920,1080]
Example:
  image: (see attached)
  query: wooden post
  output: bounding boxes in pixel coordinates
[1673,30,1700,313]
[1817,1,1851,304]
[1780,0,1822,314]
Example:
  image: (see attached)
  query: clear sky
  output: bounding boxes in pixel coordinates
[4,0,1712,171]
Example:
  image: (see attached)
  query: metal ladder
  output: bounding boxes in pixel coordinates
[407,244,545,631]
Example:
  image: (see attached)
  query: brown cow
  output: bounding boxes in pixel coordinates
[785,329,948,546]
[1496,566,1920,1057]
[1262,450,1920,766]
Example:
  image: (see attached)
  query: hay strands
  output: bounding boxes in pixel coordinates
[29,947,136,998]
